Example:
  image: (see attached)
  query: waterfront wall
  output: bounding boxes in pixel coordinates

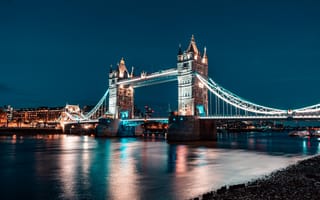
[0,127,62,135]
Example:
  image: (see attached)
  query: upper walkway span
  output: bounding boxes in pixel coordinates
[117,68,178,88]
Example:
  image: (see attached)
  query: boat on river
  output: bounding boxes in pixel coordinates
[288,130,310,137]
[288,129,320,137]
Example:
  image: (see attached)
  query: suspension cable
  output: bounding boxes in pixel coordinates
[196,73,286,115]
[84,89,109,119]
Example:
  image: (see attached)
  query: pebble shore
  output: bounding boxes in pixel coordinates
[193,155,320,200]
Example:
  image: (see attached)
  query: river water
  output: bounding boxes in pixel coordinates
[0,132,319,200]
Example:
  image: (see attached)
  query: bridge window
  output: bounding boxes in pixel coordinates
[183,63,188,68]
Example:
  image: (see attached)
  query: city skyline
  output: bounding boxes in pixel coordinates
[1,0,320,111]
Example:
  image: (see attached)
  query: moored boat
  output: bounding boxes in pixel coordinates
[288,130,310,137]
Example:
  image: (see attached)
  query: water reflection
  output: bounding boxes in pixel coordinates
[0,132,319,200]
[59,136,80,199]
[175,145,188,173]
[109,139,140,200]
[217,132,320,156]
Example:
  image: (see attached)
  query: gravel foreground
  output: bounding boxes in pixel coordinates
[192,155,320,200]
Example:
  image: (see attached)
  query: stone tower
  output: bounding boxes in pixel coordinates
[177,35,208,116]
[108,58,134,119]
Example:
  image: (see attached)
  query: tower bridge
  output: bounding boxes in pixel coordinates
[60,35,320,140]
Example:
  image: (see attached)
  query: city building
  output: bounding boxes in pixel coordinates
[11,106,63,127]
[0,107,7,127]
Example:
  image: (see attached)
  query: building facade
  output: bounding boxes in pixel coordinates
[11,107,63,127]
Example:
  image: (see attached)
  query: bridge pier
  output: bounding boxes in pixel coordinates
[167,116,217,141]
[95,119,136,137]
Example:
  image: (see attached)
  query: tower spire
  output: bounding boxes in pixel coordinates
[131,66,134,77]
[191,34,195,42]
[118,57,129,78]
[120,57,125,65]
[178,44,183,55]
[187,34,199,54]
[202,46,208,64]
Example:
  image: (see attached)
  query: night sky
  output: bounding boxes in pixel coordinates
[1,0,320,112]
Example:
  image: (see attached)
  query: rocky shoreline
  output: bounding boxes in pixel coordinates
[193,155,320,200]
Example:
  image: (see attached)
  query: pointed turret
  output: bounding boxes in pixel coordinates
[120,57,125,65]
[130,66,134,77]
[187,34,199,55]
[118,57,129,79]
[178,44,183,55]
[109,64,113,73]
[202,47,208,64]
[177,44,183,62]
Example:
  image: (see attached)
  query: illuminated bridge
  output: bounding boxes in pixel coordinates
[59,35,320,139]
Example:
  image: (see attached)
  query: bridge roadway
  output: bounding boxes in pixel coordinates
[64,114,320,126]
[62,118,169,126]
[121,118,168,124]
[60,115,320,136]
[200,115,320,120]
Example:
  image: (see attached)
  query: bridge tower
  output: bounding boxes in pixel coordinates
[177,35,208,116]
[168,36,215,142]
[108,58,134,119]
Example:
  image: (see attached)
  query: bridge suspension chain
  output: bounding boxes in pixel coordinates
[292,104,320,114]
[196,73,287,116]
[84,89,109,119]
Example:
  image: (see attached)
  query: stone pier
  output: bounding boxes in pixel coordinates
[167,115,217,142]
[95,119,136,137]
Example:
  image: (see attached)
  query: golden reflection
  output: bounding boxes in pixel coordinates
[248,138,255,149]
[108,140,139,200]
[58,136,80,199]
[171,147,222,199]
[175,145,187,173]
[11,134,17,144]
[81,136,91,190]
[177,148,220,199]
[83,136,89,150]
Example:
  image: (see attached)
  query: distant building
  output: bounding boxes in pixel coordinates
[0,107,7,126]
[12,106,63,125]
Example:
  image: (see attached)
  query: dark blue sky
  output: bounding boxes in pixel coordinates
[1,0,320,111]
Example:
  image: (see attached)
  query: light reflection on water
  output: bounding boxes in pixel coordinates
[0,132,319,200]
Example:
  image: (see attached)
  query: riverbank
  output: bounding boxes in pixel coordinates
[194,154,320,200]
[0,127,62,135]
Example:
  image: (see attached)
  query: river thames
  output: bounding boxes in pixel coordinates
[0,132,319,200]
